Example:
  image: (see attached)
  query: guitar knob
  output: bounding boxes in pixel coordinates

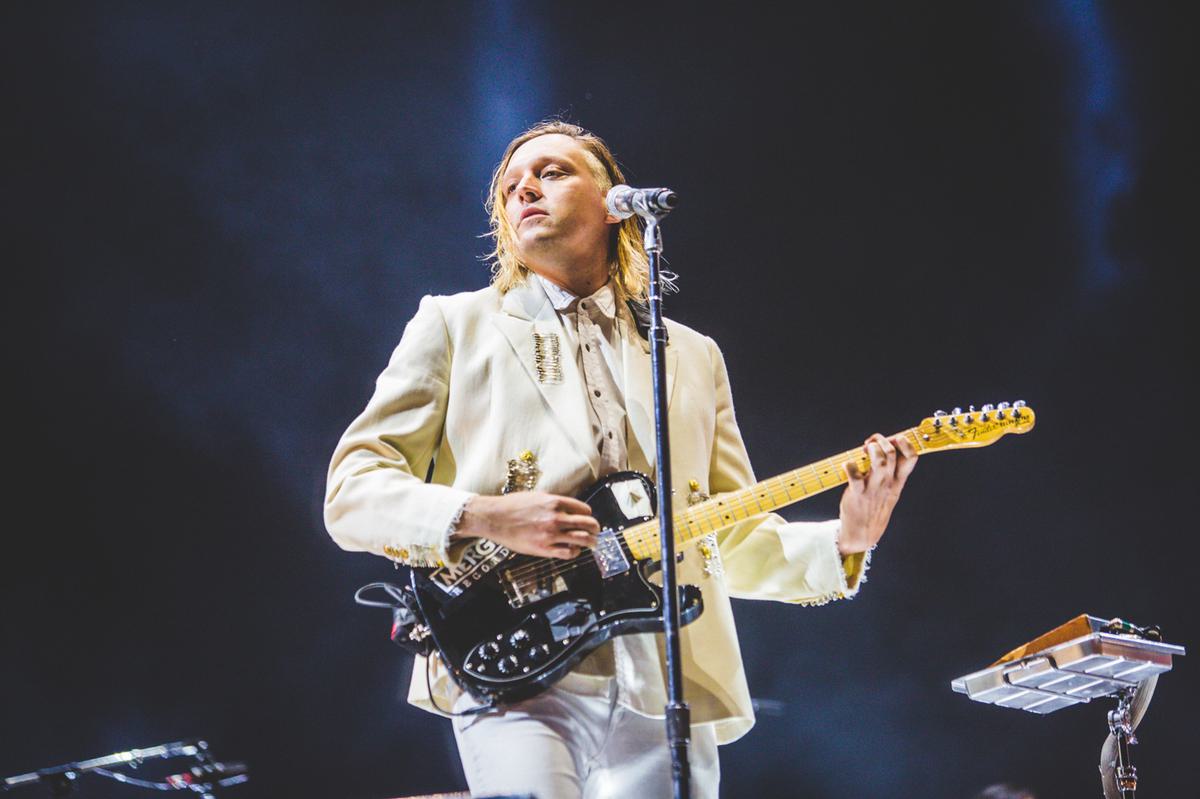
[496,655,519,675]
[526,646,543,662]
[509,629,531,646]
[481,642,500,660]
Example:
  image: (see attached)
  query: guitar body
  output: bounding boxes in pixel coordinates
[410,471,704,706]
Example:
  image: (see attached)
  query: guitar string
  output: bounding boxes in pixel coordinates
[500,426,944,586]
[500,427,942,585]
[506,441,873,585]
[505,414,1029,588]
[502,461,852,587]
[500,426,940,584]
[501,429,942,586]
[501,442,865,582]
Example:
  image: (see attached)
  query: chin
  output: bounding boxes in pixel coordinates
[518,230,555,251]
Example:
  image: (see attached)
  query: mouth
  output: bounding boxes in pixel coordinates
[520,207,548,223]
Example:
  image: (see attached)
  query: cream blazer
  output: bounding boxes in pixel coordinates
[324,278,867,744]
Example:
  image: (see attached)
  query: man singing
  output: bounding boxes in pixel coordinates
[325,121,918,798]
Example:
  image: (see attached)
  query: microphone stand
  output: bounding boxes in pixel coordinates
[642,210,690,799]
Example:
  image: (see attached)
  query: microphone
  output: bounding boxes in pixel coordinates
[606,184,678,220]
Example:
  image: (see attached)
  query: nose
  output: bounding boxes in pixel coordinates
[515,173,542,202]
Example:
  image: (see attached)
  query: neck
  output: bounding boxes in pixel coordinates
[527,259,609,299]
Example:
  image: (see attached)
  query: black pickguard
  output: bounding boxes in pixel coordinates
[410,471,703,706]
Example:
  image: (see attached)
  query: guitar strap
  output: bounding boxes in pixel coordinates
[625,298,663,343]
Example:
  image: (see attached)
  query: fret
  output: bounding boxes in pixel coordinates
[747,488,766,513]
[809,462,827,489]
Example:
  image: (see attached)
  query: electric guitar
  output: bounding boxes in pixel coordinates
[409,402,1035,706]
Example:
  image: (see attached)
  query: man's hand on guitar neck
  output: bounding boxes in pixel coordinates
[838,433,919,555]
[454,492,601,560]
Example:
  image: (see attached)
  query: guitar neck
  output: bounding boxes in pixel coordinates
[622,428,927,561]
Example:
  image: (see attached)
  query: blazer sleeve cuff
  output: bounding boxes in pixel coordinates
[779,519,872,606]
[329,480,475,568]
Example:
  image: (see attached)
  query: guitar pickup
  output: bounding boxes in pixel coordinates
[592,529,630,578]
[503,568,567,609]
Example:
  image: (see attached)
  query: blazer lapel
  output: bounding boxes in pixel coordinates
[492,279,598,475]
[621,313,678,473]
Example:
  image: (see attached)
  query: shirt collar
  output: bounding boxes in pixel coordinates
[534,273,618,319]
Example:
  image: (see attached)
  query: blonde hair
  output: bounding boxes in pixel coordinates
[484,121,650,302]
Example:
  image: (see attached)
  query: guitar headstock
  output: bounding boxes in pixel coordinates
[915,401,1035,452]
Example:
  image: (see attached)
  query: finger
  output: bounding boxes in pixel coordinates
[553,496,594,516]
[560,528,599,548]
[894,435,918,459]
[864,440,887,485]
[843,459,866,490]
[891,435,918,481]
[557,513,601,534]
[538,534,576,559]
[549,542,581,560]
[869,433,896,472]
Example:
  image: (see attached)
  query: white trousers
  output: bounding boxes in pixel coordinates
[452,674,720,799]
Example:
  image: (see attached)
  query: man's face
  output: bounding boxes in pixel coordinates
[501,133,617,272]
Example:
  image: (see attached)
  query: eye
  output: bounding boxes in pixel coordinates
[541,166,565,178]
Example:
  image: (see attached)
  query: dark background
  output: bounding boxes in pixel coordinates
[4,2,1197,797]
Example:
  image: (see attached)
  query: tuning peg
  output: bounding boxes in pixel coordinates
[1013,400,1026,407]
[968,405,976,413]
[934,410,947,417]
[981,404,995,412]
[951,407,962,415]
[997,402,1011,410]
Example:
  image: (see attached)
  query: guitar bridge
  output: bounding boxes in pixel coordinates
[592,529,630,578]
